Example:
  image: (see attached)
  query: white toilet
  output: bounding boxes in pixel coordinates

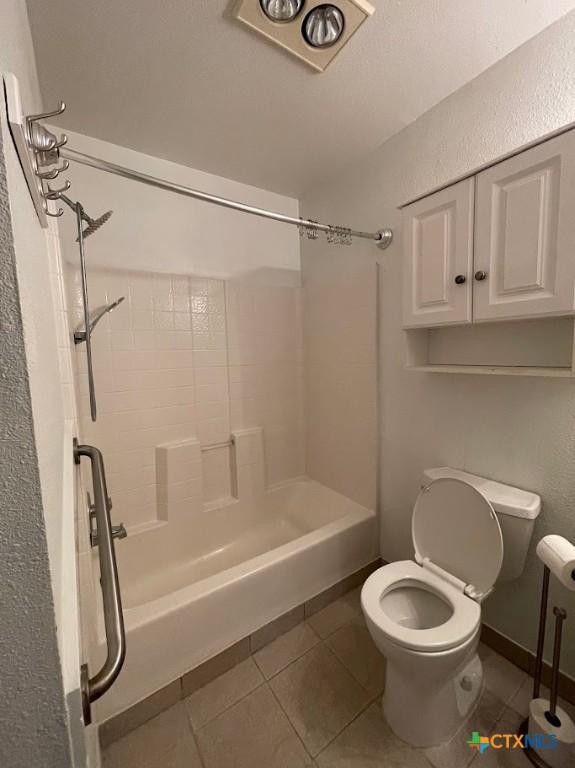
[361,467,540,748]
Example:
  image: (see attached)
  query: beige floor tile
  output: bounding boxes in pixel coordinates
[425,688,507,768]
[195,684,313,768]
[254,621,320,679]
[269,644,371,756]
[316,702,429,768]
[185,657,264,730]
[483,651,527,705]
[307,597,358,639]
[325,616,386,697]
[471,707,528,767]
[102,702,202,768]
[100,680,181,747]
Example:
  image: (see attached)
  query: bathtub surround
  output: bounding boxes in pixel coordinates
[301,9,575,679]
[68,268,304,530]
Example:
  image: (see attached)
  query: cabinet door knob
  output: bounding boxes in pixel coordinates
[474,270,487,281]
[454,275,466,285]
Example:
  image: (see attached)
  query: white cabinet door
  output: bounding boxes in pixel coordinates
[474,130,575,321]
[402,179,474,328]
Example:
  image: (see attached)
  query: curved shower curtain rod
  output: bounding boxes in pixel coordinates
[60,148,393,250]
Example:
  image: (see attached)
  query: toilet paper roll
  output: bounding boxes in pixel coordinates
[529,698,575,768]
[536,535,575,591]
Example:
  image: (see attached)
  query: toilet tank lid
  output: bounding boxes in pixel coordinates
[422,468,541,520]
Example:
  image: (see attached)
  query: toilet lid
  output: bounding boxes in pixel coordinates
[412,478,503,599]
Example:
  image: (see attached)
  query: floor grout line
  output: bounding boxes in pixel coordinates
[265,676,316,762]
[314,695,375,763]
[187,677,268,736]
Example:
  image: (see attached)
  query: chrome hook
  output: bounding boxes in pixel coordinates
[44,180,71,199]
[27,101,66,124]
[36,160,70,180]
[43,201,64,217]
[52,133,68,150]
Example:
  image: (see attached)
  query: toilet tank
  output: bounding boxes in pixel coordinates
[422,467,541,582]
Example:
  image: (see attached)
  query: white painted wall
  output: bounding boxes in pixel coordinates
[57,130,300,280]
[1,0,76,674]
[1,1,85,765]
[302,10,575,677]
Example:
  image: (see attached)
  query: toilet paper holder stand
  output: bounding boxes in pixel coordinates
[519,563,569,768]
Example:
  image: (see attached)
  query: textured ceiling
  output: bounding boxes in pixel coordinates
[26,0,575,196]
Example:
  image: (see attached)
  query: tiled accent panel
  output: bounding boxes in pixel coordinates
[226,278,305,487]
[66,268,304,529]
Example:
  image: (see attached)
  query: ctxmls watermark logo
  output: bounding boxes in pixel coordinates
[467,730,558,754]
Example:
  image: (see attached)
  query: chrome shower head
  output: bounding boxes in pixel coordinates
[80,209,113,239]
[102,296,125,315]
[57,194,113,240]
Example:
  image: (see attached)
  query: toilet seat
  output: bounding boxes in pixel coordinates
[413,478,503,600]
[362,560,481,653]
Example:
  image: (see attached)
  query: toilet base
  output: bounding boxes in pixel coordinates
[383,652,483,747]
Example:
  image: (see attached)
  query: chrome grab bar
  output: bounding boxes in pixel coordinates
[74,439,126,724]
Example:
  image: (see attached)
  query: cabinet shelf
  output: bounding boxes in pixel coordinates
[406,364,573,378]
[405,317,575,378]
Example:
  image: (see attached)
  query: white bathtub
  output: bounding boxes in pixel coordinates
[94,479,377,720]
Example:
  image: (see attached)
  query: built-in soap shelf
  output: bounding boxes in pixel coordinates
[149,428,266,531]
[405,317,575,378]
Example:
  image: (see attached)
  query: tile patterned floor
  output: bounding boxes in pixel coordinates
[102,586,571,768]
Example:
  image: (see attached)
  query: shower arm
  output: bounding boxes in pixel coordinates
[60,148,393,249]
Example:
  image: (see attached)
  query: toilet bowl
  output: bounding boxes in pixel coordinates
[362,468,541,748]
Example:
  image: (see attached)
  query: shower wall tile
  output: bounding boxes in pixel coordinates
[67,267,304,530]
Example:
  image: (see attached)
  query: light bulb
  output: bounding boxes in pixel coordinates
[303,4,345,48]
[260,0,304,23]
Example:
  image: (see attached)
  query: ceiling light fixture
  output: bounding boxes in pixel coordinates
[303,4,345,48]
[259,0,304,23]
[234,0,374,73]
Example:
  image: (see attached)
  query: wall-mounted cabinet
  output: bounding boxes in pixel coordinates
[401,127,575,376]
[402,179,474,328]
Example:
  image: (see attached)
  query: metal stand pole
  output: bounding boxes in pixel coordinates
[546,607,567,726]
[519,565,552,768]
[533,566,550,699]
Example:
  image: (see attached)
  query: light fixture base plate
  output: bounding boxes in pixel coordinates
[376,228,393,250]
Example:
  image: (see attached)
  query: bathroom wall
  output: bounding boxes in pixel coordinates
[0,1,80,765]
[301,10,575,677]
[57,130,300,279]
